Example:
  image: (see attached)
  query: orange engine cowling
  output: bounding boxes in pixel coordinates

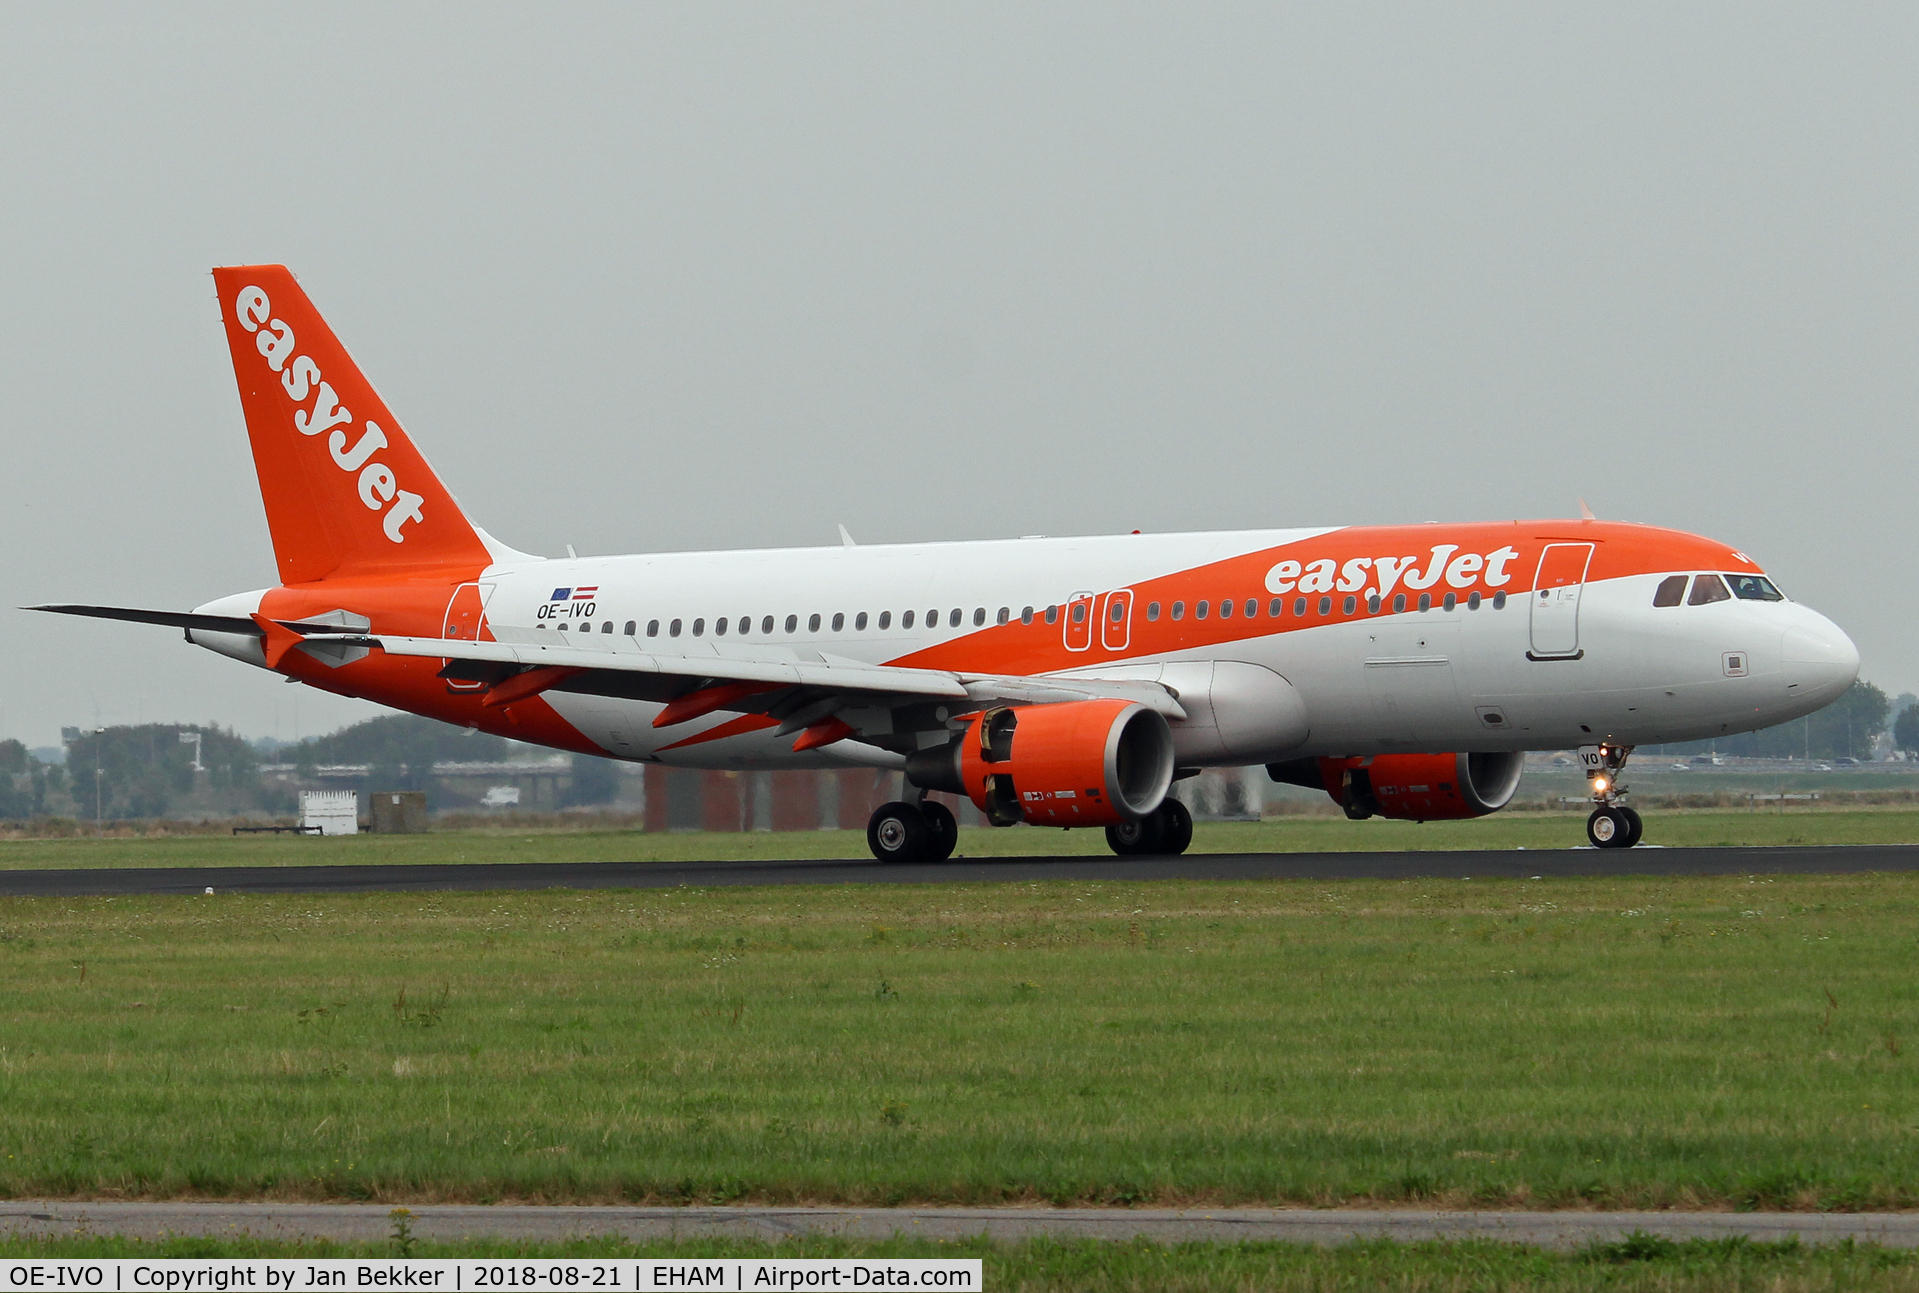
[1268,751,1525,822]
[906,698,1176,828]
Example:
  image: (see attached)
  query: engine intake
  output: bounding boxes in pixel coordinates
[1268,751,1525,822]
[907,699,1175,828]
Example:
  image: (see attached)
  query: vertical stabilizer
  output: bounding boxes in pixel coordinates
[212,265,491,585]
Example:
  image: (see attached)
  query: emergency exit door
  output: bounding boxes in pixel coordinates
[1528,544,1591,660]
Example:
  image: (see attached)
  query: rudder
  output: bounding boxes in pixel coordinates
[212,265,490,585]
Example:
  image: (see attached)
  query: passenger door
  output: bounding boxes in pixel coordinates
[1528,544,1592,660]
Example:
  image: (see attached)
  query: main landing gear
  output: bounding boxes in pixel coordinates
[863,797,1195,862]
[1104,798,1194,857]
[866,799,958,864]
[1581,743,1643,849]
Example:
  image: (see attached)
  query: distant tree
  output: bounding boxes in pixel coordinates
[0,739,30,818]
[560,754,619,807]
[1897,705,1919,761]
[0,740,26,775]
[57,723,260,820]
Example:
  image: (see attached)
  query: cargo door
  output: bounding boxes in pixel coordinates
[1528,544,1592,660]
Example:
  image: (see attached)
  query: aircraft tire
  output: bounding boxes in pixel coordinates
[868,802,930,863]
[1587,806,1634,849]
[920,800,959,861]
[1157,798,1194,855]
[1619,805,1644,848]
[1105,813,1166,857]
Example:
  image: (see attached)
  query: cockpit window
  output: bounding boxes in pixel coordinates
[1726,574,1785,602]
[1688,573,1731,606]
[1652,575,1687,608]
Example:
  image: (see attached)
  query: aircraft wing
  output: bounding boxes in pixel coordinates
[332,630,1189,724]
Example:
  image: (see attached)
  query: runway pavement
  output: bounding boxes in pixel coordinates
[0,844,1915,896]
[2,1201,1918,1248]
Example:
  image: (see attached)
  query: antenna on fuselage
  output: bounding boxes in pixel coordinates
[838,525,857,548]
[1578,498,1597,521]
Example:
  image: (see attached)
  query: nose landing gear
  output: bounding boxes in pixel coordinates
[1579,743,1642,848]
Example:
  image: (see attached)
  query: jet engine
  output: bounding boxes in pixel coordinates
[906,698,1176,828]
[1267,751,1525,822]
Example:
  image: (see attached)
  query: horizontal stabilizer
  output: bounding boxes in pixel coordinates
[24,604,262,635]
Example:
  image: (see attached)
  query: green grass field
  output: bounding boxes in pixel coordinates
[3,869,1918,1210]
[5,1234,1919,1292]
[2,807,1918,869]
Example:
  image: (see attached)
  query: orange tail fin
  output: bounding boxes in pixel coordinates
[212,265,491,585]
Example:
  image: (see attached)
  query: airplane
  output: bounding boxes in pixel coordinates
[32,266,1861,859]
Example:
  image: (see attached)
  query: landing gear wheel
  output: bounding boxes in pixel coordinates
[1105,813,1166,857]
[1619,805,1643,849]
[867,801,929,863]
[1157,798,1194,856]
[1587,805,1635,849]
[919,800,958,861]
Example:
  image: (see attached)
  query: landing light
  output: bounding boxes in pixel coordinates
[1593,777,1609,793]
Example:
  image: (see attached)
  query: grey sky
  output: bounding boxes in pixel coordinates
[3,5,1914,747]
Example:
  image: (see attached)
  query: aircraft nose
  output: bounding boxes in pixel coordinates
[1781,614,1860,705]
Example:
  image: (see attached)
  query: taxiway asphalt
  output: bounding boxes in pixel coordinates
[0,844,1915,896]
[2,1200,1917,1247]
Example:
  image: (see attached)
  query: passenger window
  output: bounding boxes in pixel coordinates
[1417,593,1432,612]
[1367,594,1381,613]
[832,613,844,631]
[1317,596,1332,616]
[714,617,728,636]
[557,622,568,630]
[973,608,986,626]
[1269,598,1284,617]
[1493,591,1507,609]
[1045,605,1059,624]
[1171,601,1184,621]
[1147,602,1160,621]
[951,608,963,628]
[1343,595,1357,614]
[1653,575,1688,607]
[1021,606,1035,625]
[1110,600,1124,622]
[996,607,1009,625]
[1727,574,1785,602]
[855,612,867,630]
[809,613,822,632]
[1245,599,1258,618]
[1467,592,1481,610]
[1443,593,1456,611]
[646,620,659,637]
[878,611,891,629]
[761,615,775,635]
[1072,603,1087,624]
[785,614,799,633]
[738,616,750,635]
[1393,593,1407,613]
[1218,599,1232,619]
[903,610,915,629]
[1292,597,1306,617]
[669,619,682,638]
[602,621,614,633]
[1689,574,1731,606]
[624,620,636,636]
[692,618,705,637]
[1195,601,1209,620]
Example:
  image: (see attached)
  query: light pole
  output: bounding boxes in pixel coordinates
[178,731,204,773]
[92,727,106,838]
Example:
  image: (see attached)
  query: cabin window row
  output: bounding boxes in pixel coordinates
[1144,591,1507,620]
[539,587,1510,641]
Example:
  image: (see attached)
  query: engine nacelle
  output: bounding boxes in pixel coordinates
[906,699,1175,828]
[1268,751,1525,822]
